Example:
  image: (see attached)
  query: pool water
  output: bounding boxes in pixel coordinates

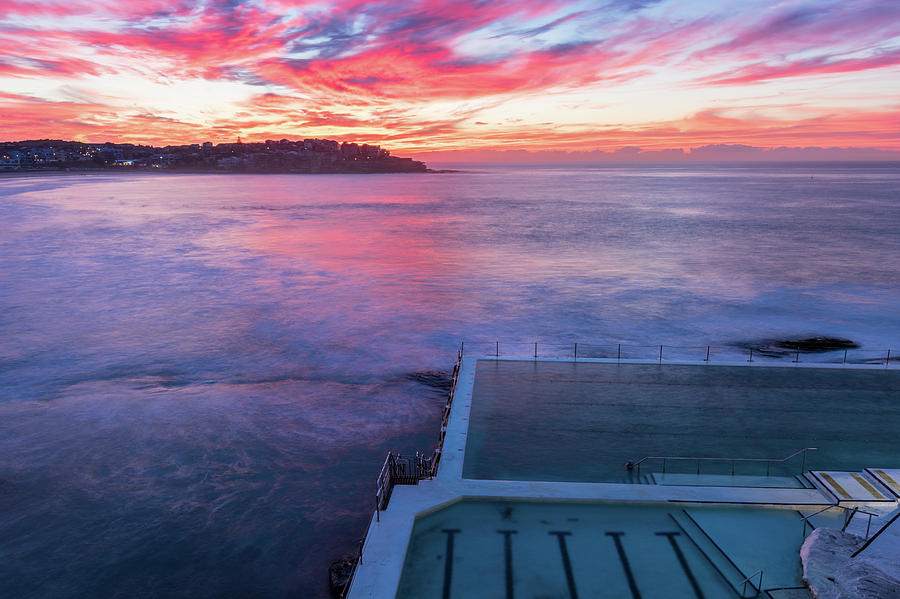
[395,500,810,599]
[463,361,900,483]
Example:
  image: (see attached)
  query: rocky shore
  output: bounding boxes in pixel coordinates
[802,509,900,598]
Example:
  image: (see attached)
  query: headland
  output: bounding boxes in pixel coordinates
[0,138,427,174]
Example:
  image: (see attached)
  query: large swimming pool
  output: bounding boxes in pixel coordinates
[462,361,900,482]
[396,499,813,599]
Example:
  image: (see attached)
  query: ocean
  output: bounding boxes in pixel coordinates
[1,162,898,597]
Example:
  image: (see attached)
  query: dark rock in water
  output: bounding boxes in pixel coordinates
[405,370,452,390]
[736,336,858,357]
[775,337,859,353]
[328,554,357,598]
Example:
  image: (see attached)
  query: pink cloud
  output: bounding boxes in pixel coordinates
[0,0,897,152]
[701,49,900,86]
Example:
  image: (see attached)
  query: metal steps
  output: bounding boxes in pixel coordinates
[622,473,656,484]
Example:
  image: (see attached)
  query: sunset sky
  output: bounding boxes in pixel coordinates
[1,0,899,157]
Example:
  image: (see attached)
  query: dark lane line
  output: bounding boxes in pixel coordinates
[497,530,517,599]
[606,532,642,599]
[656,532,705,599]
[549,531,578,599]
[442,529,461,599]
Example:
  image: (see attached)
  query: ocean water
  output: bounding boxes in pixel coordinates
[1,162,898,597]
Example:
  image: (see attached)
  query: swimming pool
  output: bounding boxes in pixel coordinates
[462,361,900,483]
[395,499,812,598]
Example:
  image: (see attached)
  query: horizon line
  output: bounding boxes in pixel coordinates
[4,138,900,163]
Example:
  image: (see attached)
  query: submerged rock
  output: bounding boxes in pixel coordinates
[736,336,859,357]
[328,554,358,598]
[776,337,859,353]
[405,370,452,390]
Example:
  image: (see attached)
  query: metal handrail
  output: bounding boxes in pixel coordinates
[800,504,880,539]
[626,447,817,478]
[459,339,897,365]
[337,537,366,599]
[375,451,433,520]
[349,351,463,599]
[738,569,763,597]
[431,352,462,478]
[374,352,462,520]
[800,504,838,526]
[851,509,900,557]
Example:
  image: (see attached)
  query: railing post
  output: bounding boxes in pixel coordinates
[887,349,892,366]
[731,460,735,475]
[659,345,663,362]
[663,458,667,473]
[766,460,771,476]
[843,349,847,364]
[617,343,621,361]
[534,342,537,359]
[748,348,754,362]
[842,507,858,532]
[801,449,807,474]
[705,345,710,362]
[574,343,578,361]
[793,348,800,363]
[495,340,499,357]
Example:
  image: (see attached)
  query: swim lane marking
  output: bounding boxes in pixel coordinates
[549,531,578,599]
[606,532,642,599]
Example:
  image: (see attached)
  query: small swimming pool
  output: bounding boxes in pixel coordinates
[395,499,813,599]
[462,361,900,483]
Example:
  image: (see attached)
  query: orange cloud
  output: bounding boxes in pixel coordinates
[0,0,897,154]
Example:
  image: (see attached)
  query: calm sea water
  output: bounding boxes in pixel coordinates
[1,163,899,597]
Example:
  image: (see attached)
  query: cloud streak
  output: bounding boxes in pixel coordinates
[0,0,897,154]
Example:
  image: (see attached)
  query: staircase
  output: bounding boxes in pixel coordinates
[805,469,899,505]
[668,510,762,597]
[864,468,900,498]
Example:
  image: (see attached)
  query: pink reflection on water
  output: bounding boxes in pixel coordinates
[240,204,471,310]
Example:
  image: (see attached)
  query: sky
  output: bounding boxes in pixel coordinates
[1,0,899,159]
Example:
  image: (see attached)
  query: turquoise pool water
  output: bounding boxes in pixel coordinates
[463,361,900,482]
[395,500,811,599]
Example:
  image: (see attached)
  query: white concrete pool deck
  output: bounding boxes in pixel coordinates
[346,357,899,598]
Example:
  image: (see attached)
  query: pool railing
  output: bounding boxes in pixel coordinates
[459,340,898,366]
[626,447,818,479]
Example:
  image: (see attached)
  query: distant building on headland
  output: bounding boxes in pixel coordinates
[0,150,23,170]
[0,138,427,174]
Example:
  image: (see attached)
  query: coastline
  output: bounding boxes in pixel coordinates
[0,167,441,179]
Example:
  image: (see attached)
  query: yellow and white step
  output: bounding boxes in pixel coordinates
[864,468,900,499]
[808,470,895,504]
